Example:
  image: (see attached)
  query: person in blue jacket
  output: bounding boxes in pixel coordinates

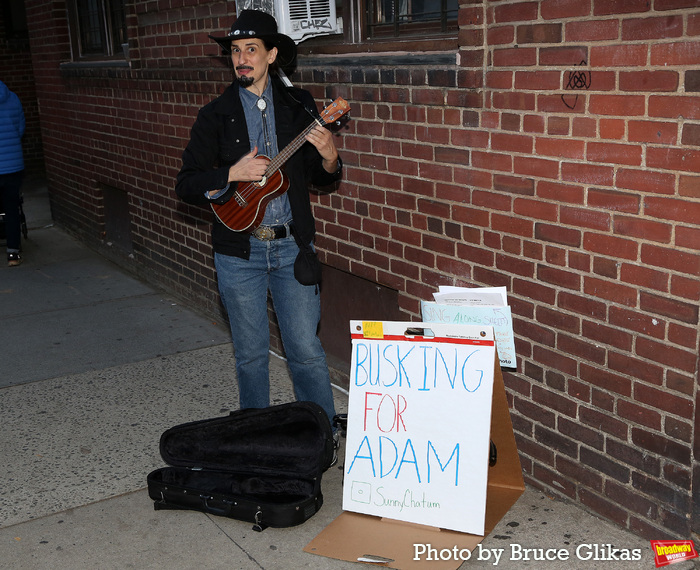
[0,80,26,266]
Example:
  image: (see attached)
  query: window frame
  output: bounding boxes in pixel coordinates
[296,0,458,56]
[66,0,127,61]
[367,0,458,39]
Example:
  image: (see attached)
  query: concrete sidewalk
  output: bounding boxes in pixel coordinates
[0,181,694,569]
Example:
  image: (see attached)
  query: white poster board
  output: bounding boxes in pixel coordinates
[342,321,496,535]
[421,301,517,368]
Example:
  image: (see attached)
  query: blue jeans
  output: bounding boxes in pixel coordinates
[215,234,336,423]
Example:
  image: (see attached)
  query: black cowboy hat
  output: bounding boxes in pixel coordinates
[209,10,297,68]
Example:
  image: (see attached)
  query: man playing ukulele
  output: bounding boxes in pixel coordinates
[176,10,342,431]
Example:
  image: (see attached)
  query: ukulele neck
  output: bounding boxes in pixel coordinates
[266,119,323,176]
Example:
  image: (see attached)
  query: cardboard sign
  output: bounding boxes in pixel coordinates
[305,325,525,569]
[341,321,496,535]
[421,301,517,368]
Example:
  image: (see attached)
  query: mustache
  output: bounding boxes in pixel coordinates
[236,65,254,71]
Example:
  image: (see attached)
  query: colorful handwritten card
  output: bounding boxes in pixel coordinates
[342,321,496,535]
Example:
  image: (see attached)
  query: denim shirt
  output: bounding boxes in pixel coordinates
[239,81,292,226]
[206,78,293,227]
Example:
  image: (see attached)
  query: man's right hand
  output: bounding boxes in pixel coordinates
[227,147,269,183]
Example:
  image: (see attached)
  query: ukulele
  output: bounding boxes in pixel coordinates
[211,97,350,232]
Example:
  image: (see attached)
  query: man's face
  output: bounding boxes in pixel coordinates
[230,38,278,92]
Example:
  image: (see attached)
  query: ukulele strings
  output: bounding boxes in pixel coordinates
[236,116,327,201]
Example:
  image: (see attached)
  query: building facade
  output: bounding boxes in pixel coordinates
[12,0,700,541]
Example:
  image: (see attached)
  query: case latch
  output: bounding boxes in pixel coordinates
[253,509,268,532]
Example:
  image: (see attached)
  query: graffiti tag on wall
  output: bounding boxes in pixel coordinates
[562,60,591,110]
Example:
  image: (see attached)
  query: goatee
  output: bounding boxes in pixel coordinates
[236,75,254,88]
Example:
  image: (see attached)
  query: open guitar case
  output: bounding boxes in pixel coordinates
[147,401,334,531]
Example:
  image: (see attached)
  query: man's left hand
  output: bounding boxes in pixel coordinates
[306,124,339,172]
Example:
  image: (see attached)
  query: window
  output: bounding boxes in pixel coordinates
[2,0,28,41]
[367,0,458,39]
[297,0,458,54]
[67,0,127,59]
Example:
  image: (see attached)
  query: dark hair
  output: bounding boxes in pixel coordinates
[264,39,280,72]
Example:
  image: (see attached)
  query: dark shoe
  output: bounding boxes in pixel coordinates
[7,252,22,267]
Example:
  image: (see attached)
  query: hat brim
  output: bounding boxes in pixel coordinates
[209,33,297,68]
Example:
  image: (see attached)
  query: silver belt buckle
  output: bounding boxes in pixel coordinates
[253,226,276,241]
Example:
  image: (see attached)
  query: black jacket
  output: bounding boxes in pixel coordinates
[175,74,341,258]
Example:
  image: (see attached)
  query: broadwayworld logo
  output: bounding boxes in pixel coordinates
[650,540,698,567]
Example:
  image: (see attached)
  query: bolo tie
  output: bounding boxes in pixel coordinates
[257,97,274,155]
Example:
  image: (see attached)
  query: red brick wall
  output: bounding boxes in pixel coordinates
[22,0,699,540]
[306,0,700,540]
[484,0,699,540]
[23,0,231,316]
